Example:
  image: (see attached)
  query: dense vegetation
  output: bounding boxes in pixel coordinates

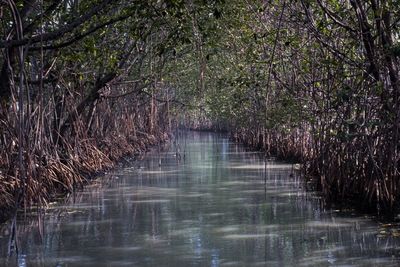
[0,0,400,219]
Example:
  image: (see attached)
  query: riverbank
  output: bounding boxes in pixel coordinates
[0,130,170,223]
[235,127,400,220]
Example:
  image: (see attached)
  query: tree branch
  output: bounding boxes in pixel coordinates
[0,0,113,48]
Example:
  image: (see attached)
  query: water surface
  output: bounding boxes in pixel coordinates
[1,132,400,266]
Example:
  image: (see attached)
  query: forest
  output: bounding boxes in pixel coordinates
[0,0,400,223]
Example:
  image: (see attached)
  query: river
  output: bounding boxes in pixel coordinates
[0,131,399,266]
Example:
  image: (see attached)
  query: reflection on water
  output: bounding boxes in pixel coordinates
[1,131,400,266]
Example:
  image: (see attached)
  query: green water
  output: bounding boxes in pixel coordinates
[0,132,399,266]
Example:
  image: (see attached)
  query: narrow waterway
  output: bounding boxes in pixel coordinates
[1,131,399,266]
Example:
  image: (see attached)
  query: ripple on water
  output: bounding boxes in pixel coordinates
[99,246,142,252]
[169,227,200,237]
[223,233,280,239]
[214,226,239,233]
[140,170,182,174]
[230,164,293,170]
[129,199,171,204]
[306,221,354,228]
[220,260,242,266]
